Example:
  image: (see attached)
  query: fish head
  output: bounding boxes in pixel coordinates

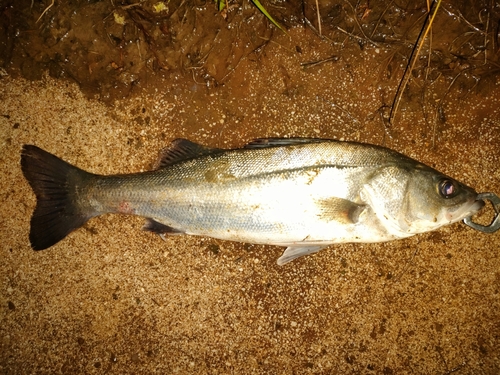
[362,164,484,237]
[402,166,484,233]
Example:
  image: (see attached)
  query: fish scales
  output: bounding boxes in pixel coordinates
[83,144,385,241]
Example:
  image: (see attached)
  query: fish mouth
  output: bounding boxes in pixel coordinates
[445,197,485,223]
[468,198,486,215]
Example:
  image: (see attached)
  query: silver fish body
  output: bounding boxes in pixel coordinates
[21,138,483,264]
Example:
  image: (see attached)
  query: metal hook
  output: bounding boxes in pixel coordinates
[463,192,500,233]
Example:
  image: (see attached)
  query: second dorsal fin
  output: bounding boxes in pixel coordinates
[155,139,223,169]
[244,138,329,149]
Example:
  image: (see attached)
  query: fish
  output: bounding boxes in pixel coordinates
[20,138,484,265]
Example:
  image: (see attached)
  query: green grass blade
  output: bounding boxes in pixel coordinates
[251,0,286,33]
[217,0,226,12]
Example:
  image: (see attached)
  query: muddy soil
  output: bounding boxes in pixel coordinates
[1,0,500,373]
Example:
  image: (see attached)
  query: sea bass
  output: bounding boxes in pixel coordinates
[20,138,483,265]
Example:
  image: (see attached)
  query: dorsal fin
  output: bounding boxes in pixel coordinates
[155,139,223,169]
[244,138,330,149]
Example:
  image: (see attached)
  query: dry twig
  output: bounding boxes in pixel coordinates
[315,0,322,36]
[36,0,54,23]
[389,0,442,125]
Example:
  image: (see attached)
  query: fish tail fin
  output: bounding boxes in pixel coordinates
[20,145,95,250]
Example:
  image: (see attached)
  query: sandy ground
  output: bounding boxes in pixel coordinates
[1,20,500,375]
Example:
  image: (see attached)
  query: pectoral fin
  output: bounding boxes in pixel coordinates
[315,197,365,224]
[277,246,326,266]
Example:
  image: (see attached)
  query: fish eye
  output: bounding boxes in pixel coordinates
[438,179,457,199]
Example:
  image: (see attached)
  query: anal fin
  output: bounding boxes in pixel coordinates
[143,219,184,235]
[277,246,326,266]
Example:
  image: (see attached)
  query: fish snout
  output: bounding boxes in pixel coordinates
[445,196,485,222]
[470,197,486,214]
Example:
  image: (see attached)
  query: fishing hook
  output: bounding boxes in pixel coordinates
[463,192,500,233]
